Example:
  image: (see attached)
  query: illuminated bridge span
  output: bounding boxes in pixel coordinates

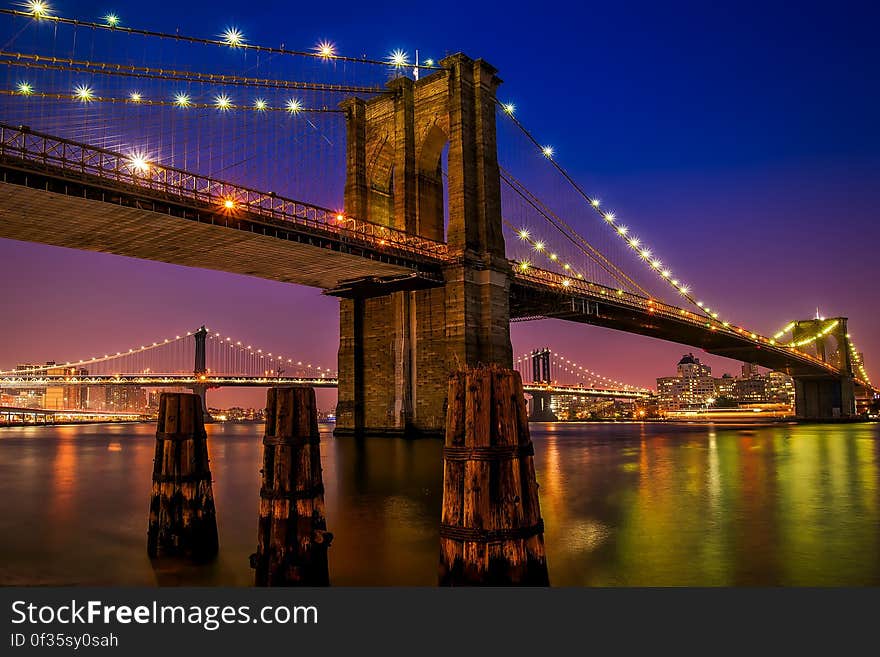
[0,325,650,415]
[0,6,874,434]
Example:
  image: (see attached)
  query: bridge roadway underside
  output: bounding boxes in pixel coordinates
[0,174,438,289]
[510,282,837,379]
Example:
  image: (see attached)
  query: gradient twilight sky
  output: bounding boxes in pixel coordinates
[1,0,878,409]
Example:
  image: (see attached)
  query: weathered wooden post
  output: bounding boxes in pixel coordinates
[251,387,332,586]
[147,392,219,560]
[439,364,549,585]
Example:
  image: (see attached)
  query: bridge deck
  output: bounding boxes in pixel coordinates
[511,270,863,382]
[0,181,425,289]
[0,124,445,289]
[0,374,648,398]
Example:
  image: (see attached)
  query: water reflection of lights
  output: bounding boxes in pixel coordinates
[561,519,612,552]
[707,428,720,508]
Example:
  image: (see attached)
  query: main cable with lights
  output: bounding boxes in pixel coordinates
[3,5,447,70]
[3,87,340,113]
[0,51,385,95]
[496,100,723,324]
[501,166,651,296]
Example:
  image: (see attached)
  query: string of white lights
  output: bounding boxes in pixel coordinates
[496,100,729,325]
[205,329,336,376]
[0,331,193,374]
[6,86,334,113]
[846,334,872,386]
[6,3,445,70]
[500,169,652,297]
[0,50,384,94]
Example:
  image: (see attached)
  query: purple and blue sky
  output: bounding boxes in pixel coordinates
[1,0,877,408]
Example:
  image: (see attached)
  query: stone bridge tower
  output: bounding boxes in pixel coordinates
[791,317,856,418]
[334,53,513,437]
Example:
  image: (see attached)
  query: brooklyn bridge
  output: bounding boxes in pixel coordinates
[0,3,874,438]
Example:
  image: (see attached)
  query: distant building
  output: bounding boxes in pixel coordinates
[43,364,88,410]
[765,371,795,405]
[658,354,795,413]
[657,354,716,411]
[733,376,767,403]
[104,386,147,412]
[6,362,88,410]
[714,373,736,398]
[549,395,638,420]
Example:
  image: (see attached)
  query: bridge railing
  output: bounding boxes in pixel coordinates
[0,123,448,261]
[512,264,846,378]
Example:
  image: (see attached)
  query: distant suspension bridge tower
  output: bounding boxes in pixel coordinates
[529,348,557,422]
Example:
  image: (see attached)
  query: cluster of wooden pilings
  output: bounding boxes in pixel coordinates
[146,363,549,586]
[147,389,331,585]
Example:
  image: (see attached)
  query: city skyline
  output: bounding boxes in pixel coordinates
[1,0,878,409]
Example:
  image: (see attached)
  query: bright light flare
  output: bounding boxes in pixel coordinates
[285,98,303,114]
[316,41,336,58]
[173,93,191,107]
[104,13,119,27]
[73,84,94,102]
[503,102,515,114]
[129,91,142,102]
[388,49,409,67]
[214,93,232,110]
[222,27,245,47]
[542,145,554,157]
[16,81,33,95]
[127,152,150,173]
[222,198,236,210]
[534,241,545,252]
[22,1,50,18]
[518,228,530,240]
[253,98,267,111]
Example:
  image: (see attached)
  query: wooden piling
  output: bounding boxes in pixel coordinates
[252,387,332,586]
[439,364,549,585]
[147,392,219,560]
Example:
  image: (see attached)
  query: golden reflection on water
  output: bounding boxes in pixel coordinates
[0,421,878,585]
[533,422,880,586]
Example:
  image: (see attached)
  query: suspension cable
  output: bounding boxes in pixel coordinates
[496,100,717,322]
[1,88,342,113]
[0,51,387,95]
[0,332,194,375]
[1,8,449,70]
[500,167,651,297]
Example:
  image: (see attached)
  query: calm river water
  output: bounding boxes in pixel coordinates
[1,421,878,586]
